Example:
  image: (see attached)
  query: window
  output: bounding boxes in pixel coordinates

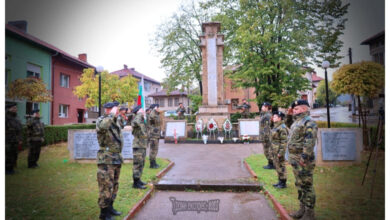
[60,73,70,88]
[144,81,151,91]
[174,98,179,106]
[155,88,158,93]
[145,97,152,107]
[26,102,39,115]
[232,99,239,109]
[158,98,165,107]
[59,104,69,118]
[168,98,173,107]
[26,63,41,78]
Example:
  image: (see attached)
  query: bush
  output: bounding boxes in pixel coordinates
[316,121,359,128]
[230,112,242,123]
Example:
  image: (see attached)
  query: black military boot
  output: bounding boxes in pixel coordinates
[273,179,282,187]
[150,160,160,169]
[289,202,305,219]
[109,201,122,216]
[139,179,147,186]
[99,207,113,220]
[275,179,287,189]
[133,178,146,189]
[301,206,315,220]
[263,160,275,169]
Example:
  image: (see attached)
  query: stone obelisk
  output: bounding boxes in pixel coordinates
[196,22,229,128]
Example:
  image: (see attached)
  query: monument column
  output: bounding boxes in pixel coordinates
[197,22,229,129]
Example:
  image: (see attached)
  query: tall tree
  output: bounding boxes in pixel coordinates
[73,68,138,108]
[7,77,52,102]
[316,80,339,107]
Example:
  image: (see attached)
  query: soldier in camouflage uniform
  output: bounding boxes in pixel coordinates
[259,102,274,169]
[271,111,288,189]
[131,105,148,189]
[96,102,123,220]
[126,107,135,125]
[26,109,45,168]
[241,99,251,119]
[176,103,186,120]
[286,99,317,220]
[5,102,23,175]
[117,106,128,129]
[147,104,161,169]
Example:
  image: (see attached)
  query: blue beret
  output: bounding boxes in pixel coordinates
[150,104,159,109]
[291,99,310,108]
[31,109,40,114]
[103,102,116,108]
[113,101,120,106]
[119,106,127,111]
[272,111,285,118]
[132,105,142,113]
[262,102,272,107]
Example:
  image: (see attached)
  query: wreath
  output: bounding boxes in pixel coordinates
[207,118,218,131]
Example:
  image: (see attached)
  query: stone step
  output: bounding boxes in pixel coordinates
[155,179,262,192]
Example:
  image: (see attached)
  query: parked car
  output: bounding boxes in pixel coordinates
[164,110,178,117]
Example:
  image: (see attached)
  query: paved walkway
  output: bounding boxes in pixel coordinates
[135,141,277,219]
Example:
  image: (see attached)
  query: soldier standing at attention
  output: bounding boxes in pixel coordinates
[117,106,128,129]
[96,102,123,220]
[26,109,45,168]
[5,102,23,175]
[271,111,288,189]
[260,102,274,169]
[286,99,317,220]
[176,103,186,120]
[131,105,148,189]
[241,99,251,119]
[147,104,161,169]
[126,107,134,125]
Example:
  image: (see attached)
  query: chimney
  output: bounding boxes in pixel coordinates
[78,53,87,62]
[124,64,128,69]
[8,20,28,32]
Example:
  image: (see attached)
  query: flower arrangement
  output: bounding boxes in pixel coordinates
[242,135,250,144]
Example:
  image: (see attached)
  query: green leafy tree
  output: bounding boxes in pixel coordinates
[7,77,52,102]
[316,80,339,107]
[73,68,138,108]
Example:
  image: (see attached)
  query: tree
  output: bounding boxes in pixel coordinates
[316,80,339,107]
[73,68,138,108]
[331,61,384,147]
[203,0,349,109]
[7,77,52,102]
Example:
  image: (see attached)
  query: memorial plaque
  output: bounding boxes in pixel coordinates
[207,38,218,106]
[239,120,260,136]
[321,130,356,160]
[69,129,133,160]
[165,121,186,137]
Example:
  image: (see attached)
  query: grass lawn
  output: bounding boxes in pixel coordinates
[5,143,170,219]
[246,152,384,220]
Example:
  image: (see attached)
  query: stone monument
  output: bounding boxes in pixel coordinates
[197,22,230,128]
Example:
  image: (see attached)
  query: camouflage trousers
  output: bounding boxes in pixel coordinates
[263,140,273,162]
[6,143,18,171]
[132,148,146,179]
[97,164,121,208]
[289,153,316,209]
[149,138,159,161]
[28,140,42,167]
[272,146,287,180]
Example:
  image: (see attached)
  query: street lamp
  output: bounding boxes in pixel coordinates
[322,60,331,128]
[95,65,104,116]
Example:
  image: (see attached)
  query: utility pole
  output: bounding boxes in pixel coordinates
[349,48,356,116]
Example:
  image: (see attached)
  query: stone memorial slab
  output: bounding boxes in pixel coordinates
[68,129,133,161]
[207,38,218,106]
[238,119,260,136]
[165,121,187,137]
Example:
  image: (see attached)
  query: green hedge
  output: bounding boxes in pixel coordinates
[22,124,96,149]
[316,121,359,128]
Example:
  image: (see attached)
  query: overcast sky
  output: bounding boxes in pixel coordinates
[5,0,385,82]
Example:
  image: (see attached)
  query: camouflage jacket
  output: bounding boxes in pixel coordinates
[26,117,45,142]
[287,111,318,164]
[126,113,135,125]
[131,113,148,149]
[147,109,161,139]
[96,113,124,164]
[176,106,186,116]
[117,114,128,129]
[271,121,288,156]
[5,111,23,144]
[259,112,272,142]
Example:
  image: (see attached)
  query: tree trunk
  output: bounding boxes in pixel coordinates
[358,96,369,149]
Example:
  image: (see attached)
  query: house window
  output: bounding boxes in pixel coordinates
[59,104,69,118]
[231,99,239,109]
[155,88,158,93]
[159,98,165,107]
[168,98,173,107]
[174,98,179,106]
[144,81,151,91]
[26,102,39,115]
[145,97,152,107]
[60,73,70,88]
[26,63,41,78]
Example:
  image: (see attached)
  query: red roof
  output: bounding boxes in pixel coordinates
[6,24,94,68]
[148,89,187,97]
[312,73,323,82]
[111,66,161,85]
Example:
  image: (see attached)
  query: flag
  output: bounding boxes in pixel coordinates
[137,76,146,122]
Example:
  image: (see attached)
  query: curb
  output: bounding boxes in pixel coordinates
[243,160,258,179]
[244,161,292,220]
[124,160,175,220]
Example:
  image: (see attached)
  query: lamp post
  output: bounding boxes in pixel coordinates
[95,65,104,116]
[322,60,331,128]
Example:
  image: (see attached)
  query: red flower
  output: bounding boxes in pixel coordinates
[209,123,214,129]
